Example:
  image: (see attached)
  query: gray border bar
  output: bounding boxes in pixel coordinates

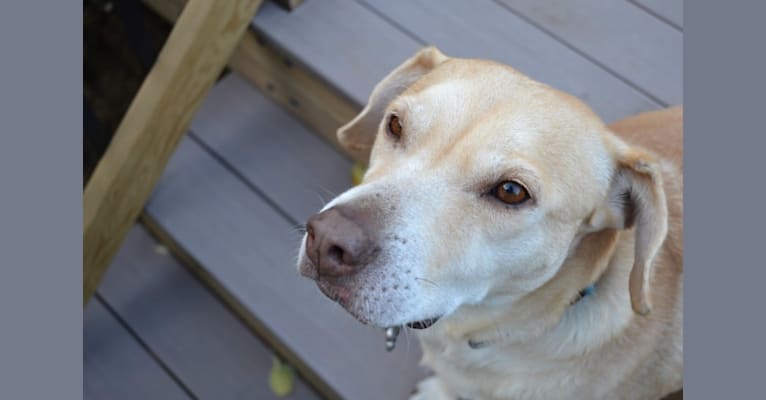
[0,1,82,399]
[686,1,766,398]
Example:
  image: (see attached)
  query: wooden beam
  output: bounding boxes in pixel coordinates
[83,0,264,305]
[143,0,365,163]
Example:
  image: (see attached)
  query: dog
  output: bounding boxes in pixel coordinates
[297,47,682,400]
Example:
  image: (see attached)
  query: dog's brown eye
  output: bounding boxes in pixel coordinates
[388,115,402,138]
[493,181,530,205]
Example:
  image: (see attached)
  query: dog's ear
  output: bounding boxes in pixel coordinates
[338,46,449,161]
[588,139,668,315]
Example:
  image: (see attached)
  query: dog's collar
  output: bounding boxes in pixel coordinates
[570,283,596,306]
[467,283,597,350]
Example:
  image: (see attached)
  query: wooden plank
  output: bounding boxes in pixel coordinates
[144,133,427,400]
[143,0,366,163]
[97,224,321,400]
[140,215,336,400]
[630,0,683,30]
[500,0,682,105]
[189,73,353,223]
[359,0,659,122]
[252,0,423,106]
[84,299,190,400]
[228,33,365,162]
[84,0,264,304]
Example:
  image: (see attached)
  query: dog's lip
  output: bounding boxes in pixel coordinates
[314,280,373,324]
[316,279,362,315]
[405,316,441,329]
[299,259,319,280]
[316,280,348,301]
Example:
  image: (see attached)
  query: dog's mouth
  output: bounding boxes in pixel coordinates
[405,317,440,329]
[315,277,442,329]
[316,280,351,307]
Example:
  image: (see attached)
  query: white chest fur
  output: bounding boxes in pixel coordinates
[412,284,643,400]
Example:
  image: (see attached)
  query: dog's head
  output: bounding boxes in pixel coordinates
[297,47,667,329]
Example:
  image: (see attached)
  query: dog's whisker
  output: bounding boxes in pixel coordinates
[313,192,328,209]
[415,277,439,288]
[288,230,307,243]
[311,185,342,210]
[291,223,307,234]
[316,185,339,199]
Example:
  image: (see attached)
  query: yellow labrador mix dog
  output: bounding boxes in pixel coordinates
[297,47,682,400]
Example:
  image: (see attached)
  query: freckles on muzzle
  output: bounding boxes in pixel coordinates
[299,202,426,325]
[299,200,441,328]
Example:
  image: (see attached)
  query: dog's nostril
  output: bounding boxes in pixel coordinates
[305,224,317,250]
[327,245,345,265]
[306,225,315,241]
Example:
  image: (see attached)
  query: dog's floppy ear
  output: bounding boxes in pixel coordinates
[338,46,449,161]
[588,139,668,315]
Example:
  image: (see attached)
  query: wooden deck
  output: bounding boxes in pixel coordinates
[85,1,682,398]
[85,225,322,400]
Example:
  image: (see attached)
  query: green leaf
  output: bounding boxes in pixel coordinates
[269,356,295,397]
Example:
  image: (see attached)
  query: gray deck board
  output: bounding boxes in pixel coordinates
[84,300,191,400]
[359,0,658,122]
[253,0,681,120]
[189,74,353,224]
[96,225,322,400]
[630,0,683,29]
[253,0,422,106]
[500,0,682,105]
[146,107,428,400]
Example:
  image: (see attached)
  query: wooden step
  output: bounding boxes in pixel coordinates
[89,224,321,399]
[496,0,682,105]
[251,0,677,122]
[629,0,683,30]
[85,299,191,400]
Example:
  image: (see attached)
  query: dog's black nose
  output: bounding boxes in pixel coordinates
[305,207,378,278]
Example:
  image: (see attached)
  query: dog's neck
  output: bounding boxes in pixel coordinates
[432,228,634,349]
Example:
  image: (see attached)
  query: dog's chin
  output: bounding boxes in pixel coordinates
[314,279,444,329]
[314,279,373,324]
[300,255,446,329]
[315,279,355,310]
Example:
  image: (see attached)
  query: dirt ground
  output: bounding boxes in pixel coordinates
[83,0,170,184]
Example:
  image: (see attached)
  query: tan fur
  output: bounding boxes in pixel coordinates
[298,47,682,399]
